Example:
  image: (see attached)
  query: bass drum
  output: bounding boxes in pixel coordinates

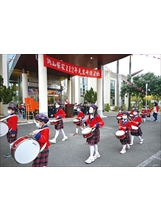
[73,119,80,125]
[81,127,94,138]
[0,121,9,137]
[115,130,126,139]
[11,136,40,164]
[131,125,138,133]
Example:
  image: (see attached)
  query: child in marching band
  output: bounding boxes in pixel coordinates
[32,113,50,167]
[141,106,147,123]
[116,108,123,123]
[83,104,104,164]
[130,108,143,146]
[4,102,18,158]
[49,101,68,144]
[118,112,132,154]
[73,105,85,136]
[146,106,152,121]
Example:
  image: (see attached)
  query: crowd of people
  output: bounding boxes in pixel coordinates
[1,101,159,166]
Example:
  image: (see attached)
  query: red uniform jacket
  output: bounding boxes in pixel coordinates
[35,126,50,149]
[141,109,147,116]
[77,111,85,120]
[129,110,134,118]
[152,105,159,113]
[117,112,123,119]
[85,114,104,129]
[54,108,66,119]
[119,119,132,132]
[131,115,142,127]
[7,114,18,134]
[147,109,152,115]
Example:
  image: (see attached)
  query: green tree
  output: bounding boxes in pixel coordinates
[120,72,161,107]
[84,87,97,104]
[0,75,14,104]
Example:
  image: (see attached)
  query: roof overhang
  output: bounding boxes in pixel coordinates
[10,54,130,81]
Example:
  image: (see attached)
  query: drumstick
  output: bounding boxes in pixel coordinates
[50,118,61,122]
[40,142,47,152]
[0,116,10,122]
[29,128,46,136]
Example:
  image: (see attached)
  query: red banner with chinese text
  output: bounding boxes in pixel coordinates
[43,55,102,78]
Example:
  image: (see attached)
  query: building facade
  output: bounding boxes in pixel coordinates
[0,54,129,116]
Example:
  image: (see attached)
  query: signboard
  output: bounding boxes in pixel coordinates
[43,54,102,78]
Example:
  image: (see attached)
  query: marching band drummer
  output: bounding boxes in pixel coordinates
[4,102,18,158]
[49,101,68,144]
[73,105,85,136]
[141,106,147,123]
[118,112,132,154]
[130,108,143,146]
[32,113,50,167]
[116,108,123,123]
[83,104,104,164]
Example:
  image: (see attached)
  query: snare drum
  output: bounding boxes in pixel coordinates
[131,125,138,133]
[116,116,121,120]
[73,119,80,125]
[81,127,94,138]
[115,130,126,139]
[0,121,9,137]
[50,119,60,125]
[11,136,40,164]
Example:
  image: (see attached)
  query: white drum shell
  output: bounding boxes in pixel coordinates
[13,138,40,164]
[81,128,92,135]
[0,122,9,137]
[115,130,125,136]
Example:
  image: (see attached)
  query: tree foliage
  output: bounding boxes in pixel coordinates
[120,72,161,101]
[0,75,14,104]
[84,87,97,104]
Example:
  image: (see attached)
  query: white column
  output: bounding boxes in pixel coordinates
[72,76,80,104]
[22,71,28,103]
[2,54,8,87]
[97,66,104,117]
[38,54,48,116]
[67,77,71,103]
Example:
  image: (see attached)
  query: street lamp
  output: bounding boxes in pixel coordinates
[145,83,150,109]
[146,83,148,109]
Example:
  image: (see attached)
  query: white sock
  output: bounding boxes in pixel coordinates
[131,135,134,144]
[76,128,79,134]
[9,143,13,150]
[94,144,99,154]
[122,145,126,150]
[54,130,60,140]
[138,136,142,140]
[90,146,95,157]
[61,129,66,138]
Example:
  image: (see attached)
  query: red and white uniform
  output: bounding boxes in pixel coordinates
[7,114,18,134]
[54,108,66,119]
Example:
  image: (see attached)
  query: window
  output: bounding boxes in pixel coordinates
[80,77,88,96]
[110,79,115,106]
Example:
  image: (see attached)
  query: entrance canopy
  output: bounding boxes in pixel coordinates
[11,54,130,80]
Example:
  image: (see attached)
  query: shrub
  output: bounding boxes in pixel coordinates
[105,103,110,112]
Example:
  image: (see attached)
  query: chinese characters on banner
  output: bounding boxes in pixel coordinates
[43,54,102,78]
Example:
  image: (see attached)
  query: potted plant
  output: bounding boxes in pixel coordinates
[0,75,15,116]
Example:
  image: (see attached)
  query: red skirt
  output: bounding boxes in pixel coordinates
[32,149,49,167]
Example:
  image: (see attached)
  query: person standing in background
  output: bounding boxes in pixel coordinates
[152,102,159,122]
